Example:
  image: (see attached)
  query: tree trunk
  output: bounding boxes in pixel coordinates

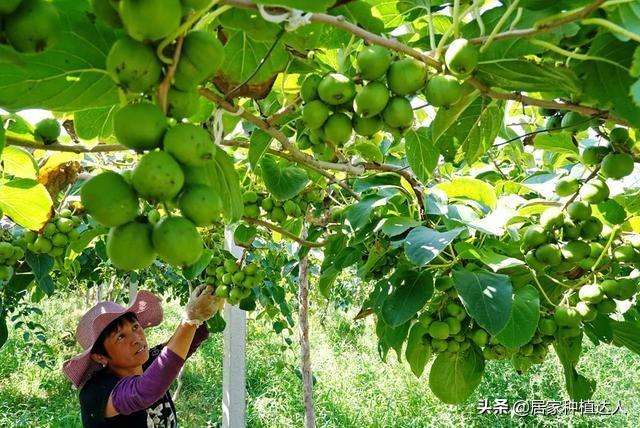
[298,254,316,428]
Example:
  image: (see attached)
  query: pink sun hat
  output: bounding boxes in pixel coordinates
[62,290,163,389]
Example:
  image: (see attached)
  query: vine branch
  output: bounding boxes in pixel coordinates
[242,216,327,247]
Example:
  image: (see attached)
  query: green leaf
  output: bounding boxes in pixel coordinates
[183,249,213,280]
[476,60,580,95]
[431,89,480,143]
[435,177,497,210]
[212,150,244,222]
[69,226,108,253]
[249,130,272,170]
[0,0,118,112]
[0,179,53,230]
[455,242,525,272]
[450,98,505,164]
[25,252,55,296]
[332,1,385,34]
[553,336,596,400]
[1,146,38,179]
[405,127,439,184]
[254,0,334,12]
[345,193,392,231]
[405,322,431,377]
[533,132,578,155]
[260,155,309,200]
[0,311,7,350]
[429,346,485,404]
[0,125,5,156]
[74,106,117,140]
[452,268,513,335]
[495,285,540,348]
[612,319,640,355]
[380,216,421,237]
[381,269,434,328]
[404,226,465,267]
[376,317,410,361]
[207,312,227,333]
[607,2,640,42]
[582,33,640,127]
[352,141,383,163]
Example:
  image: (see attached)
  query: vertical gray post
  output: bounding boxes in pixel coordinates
[222,226,247,428]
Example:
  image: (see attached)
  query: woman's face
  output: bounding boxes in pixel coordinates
[101,318,149,369]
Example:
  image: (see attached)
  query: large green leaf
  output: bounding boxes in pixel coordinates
[345,193,392,231]
[404,226,465,267]
[582,33,640,127]
[212,150,244,222]
[332,1,385,34]
[455,242,524,272]
[534,132,578,155]
[249,130,272,170]
[1,146,38,179]
[0,179,53,230]
[429,346,485,404]
[612,319,640,355]
[405,127,439,184]
[377,318,411,361]
[405,322,431,378]
[435,177,497,210]
[607,2,640,42]
[452,268,513,335]
[476,60,581,95]
[0,0,118,112]
[381,269,434,328]
[25,252,55,296]
[260,155,309,200]
[183,249,214,280]
[450,98,505,164]
[496,285,540,348]
[380,216,421,237]
[554,336,596,400]
[431,89,479,143]
[74,106,117,140]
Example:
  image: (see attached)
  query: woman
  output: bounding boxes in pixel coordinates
[63,285,224,427]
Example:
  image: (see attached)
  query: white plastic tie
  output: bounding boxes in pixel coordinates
[211,108,224,147]
[257,4,311,32]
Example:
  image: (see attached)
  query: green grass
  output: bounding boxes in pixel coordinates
[1,292,639,427]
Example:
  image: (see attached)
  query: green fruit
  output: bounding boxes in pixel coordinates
[106,221,156,271]
[323,113,353,146]
[539,107,557,116]
[386,58,427,95]
[5,0,60,52]
[428,321,450,340]
[578,283,604,303]
[178,185,222,226]
[173,30,225,91]
[56,217,74,233]
[300,74,322,102]
[270,206,286,223]
[221,273,233,285]
[575,301,597,322]
[522,225,547,249]
[81,171,139,227]
[540,207,564,231]
[353,115,382,137]
[283,200,298,216]
[261,197,274,211]
[535,243,562,266]
[59,209,72,219]
[538,318,557,336]
[163,123,215,166]
[613,244,635,262]
[167,89,200,120]
[0,243,14,259]
[597,199,627,225]
[32,119,60,146]
[557,326,581,338]
[561,111,594,133]
[555,176,580,197]
[579,179,609,204]
[579,217,603,240]
[91,0,122,27]
[152,216,203,267]
[581,145,611,165]
[544,115,562,132]
[601,153,634,180]
[317,73,356,106]
[243,191,258,204]
[444,38,478,77]
[445,317,461,335]
[51,233,68,247]
[232,271,245,285]
[435,276,454,291]
[589,242,604,259]
[617,279,636,300]
[106,36,161,92]
[354,82,389,118]
[0,0,23,15]
[119,0,181,41]
[229,287,244,301]
[561,240,591,262]
[554,306,581,328]
[132,151,185,201]
[215,286,229,298]
[0,265,14,281]
[114,102,167,151]
[470,329,488,346]
[42,223,57,237]
[562,221,581,240]
[302,100,330,130]
[567,201,592,221]
[382,97,413,130]
[224,259,238,273]
[424,74,462,107]
[33,236,52,253]
[446,302,462,316]
[356,45,392,81]
[609,127,633,148]
[596,299,616,314]
[297,134,313,150]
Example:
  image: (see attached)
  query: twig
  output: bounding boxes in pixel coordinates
[266,96,302,125]
[480,0,520,53]
[158,35,185,114]
[562,166,600,209]
[6,134,127,153]
[242,216,327,247]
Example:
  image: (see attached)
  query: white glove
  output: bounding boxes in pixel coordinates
[183,285,225,326]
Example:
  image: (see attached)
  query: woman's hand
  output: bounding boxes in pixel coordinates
[184,284,225,326]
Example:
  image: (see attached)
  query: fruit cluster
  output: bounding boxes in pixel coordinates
[97,0,223,121]
[202,250,264,307]
[0,231,25,284]
[33,118,61,145]
[20,209,82,258]
[0,0,61,53]
[242,188,324,225]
